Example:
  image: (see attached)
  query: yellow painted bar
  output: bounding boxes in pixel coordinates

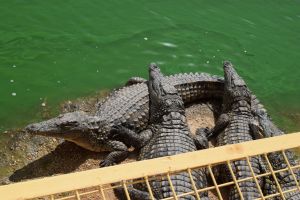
[0,132,299,200]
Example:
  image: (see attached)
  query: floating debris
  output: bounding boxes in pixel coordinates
[284,16,293,21]
[159,42,177,48]
[144,37,148,40]
[41,103,46,107]
[213,55,216,58]
[57,80,61,84]
[206,60,210,64]
[96,69,99,73]
[11,92,16,96]
[217,49,220,52]
[12,65,16,68]
[10,80,14,83]
[244,50,247,53]
[185,54,193,57]
[241,18,256,25]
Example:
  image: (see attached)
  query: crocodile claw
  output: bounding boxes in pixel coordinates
[195,127,209,149]
[99,159,115,167]
[197,127,212,138]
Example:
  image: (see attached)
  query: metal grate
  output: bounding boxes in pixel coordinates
[1,132,299,200]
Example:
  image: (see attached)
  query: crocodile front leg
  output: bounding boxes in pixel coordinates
[99,140,129,167]
[110,125,153,149]
[194,127,209,150]
[206,113,230,139]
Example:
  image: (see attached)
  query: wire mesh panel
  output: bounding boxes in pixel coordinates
[1,132,300,200]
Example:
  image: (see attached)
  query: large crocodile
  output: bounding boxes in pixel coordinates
[24,64,271,166]
[25,71,223,166]
[201,61,265,199]
[109,63,209,200]
[254,109,300,199]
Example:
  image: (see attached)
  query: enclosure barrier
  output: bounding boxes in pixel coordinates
[0,132,300,200]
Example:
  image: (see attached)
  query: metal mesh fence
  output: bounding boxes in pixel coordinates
[1,132,300,200]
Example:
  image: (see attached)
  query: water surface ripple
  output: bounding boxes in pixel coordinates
[0,0,299,133]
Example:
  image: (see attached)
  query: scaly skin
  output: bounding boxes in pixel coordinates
[24,67,266,149]
[110,63,209,200]
[24,63,272,169]
[95,72,224,131]
[201,61,264,200]
[254,109,300,200]
[25,72,223,166]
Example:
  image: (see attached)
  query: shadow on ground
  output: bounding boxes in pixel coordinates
[9,141,106,182]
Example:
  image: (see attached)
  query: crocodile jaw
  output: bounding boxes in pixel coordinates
[25,111,90,138]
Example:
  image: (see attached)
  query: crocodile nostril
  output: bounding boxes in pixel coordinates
[25,124,36,132]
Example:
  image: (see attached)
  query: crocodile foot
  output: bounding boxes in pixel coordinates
[99,159,116,167]
[100,141,129,167]
[100,150,129,167]
[194,127,209,149]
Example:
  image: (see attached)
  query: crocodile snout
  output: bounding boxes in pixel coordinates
[24,122,51,134]
[24,123,38,133]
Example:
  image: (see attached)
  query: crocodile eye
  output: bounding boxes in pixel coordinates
[59,121,79,128]
[150,63,159,70]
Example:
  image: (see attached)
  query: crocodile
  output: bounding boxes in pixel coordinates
[25,71,223,166]
[200,61,265,200]
[109,63,209,200]
[253,109,300,199]
[24,62,270,165]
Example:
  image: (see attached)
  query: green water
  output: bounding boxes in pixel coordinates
[1,0,300,133]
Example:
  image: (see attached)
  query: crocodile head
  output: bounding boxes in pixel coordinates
[24,111,107,151]
[223,61,251,112]
[148,63,184,122]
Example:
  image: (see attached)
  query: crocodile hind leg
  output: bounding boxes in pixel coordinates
[264,151,300,199]
[99,140,129,167]
[125,77,147,86]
